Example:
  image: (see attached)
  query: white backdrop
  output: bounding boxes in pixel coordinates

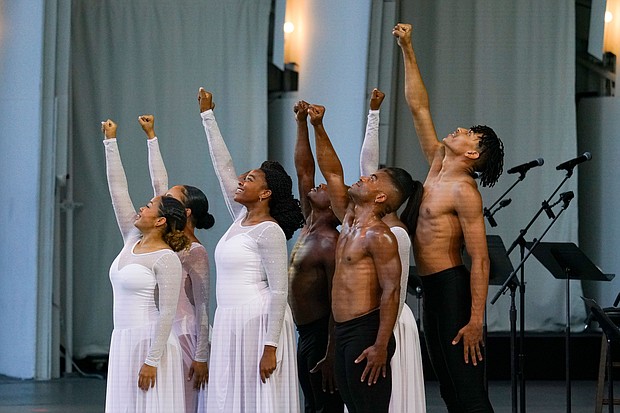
[392,0,583,331]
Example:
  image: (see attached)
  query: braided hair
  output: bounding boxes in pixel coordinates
[471,125,504,188]
[260,161,304,240]
[383,167,424,237]
[158,196,191,251]
[179,185,215,230]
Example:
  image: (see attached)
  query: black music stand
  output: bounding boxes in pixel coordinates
[526,242,614,413]
[582,297,620,413]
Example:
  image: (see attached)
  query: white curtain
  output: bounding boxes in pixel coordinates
[392,0,582,331]
[70,0,271,357]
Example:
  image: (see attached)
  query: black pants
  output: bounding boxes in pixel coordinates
[421,266,494,413]
[297,316,344,413]
[334,309,395,413]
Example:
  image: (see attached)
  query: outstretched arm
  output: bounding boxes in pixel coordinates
[360,88,385,176]
[393,23,441,165]
[293,100,314,219]
[198,88,244,220]
[309,104,350,222]
[102,120,139,242]
[140,114,169,197]
[451,183,489,366]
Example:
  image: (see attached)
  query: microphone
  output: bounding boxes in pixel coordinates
[499,198,512,208]
[556,152,592,171]
[507,158,544,175]
[560,191,575,208]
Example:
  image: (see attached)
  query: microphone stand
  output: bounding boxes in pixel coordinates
[482,169,534,413]
[500,168,575,413]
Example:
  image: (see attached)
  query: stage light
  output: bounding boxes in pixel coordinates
[283,22,295,34]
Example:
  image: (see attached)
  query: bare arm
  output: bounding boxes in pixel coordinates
[451,182,489,365]
[308,104,350,222]
[355,227,401,385]
[393,23,441,165]
[293,100,314,219]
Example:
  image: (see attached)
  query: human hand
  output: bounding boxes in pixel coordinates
[138,114,156,139]
[259,345,277,383]
[310,353,338,393]
[137,363,157,391]
[198,87,215,113]
[101,119,117,139]
[392,23,413,48]
[369,88,385,111]
[354,344,388,385]
[188,360,209,390]
[307,104,326,126]
[452,320,484,366]
[294,100,310,122]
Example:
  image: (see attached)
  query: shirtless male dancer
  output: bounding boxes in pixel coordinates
[309,103,420,413]
[288,99,344,413]
[394,23,504,413]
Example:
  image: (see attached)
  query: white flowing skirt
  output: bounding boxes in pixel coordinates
[105,325,185,413]
[389,304,426,413]
[205,290,300,412]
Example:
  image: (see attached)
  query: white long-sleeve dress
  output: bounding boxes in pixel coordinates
[200,109,300,412]
[103,138,186,413]
[147,137,211,413]
[360,109,426,413]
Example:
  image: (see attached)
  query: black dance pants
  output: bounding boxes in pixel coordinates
[334,309,396,413]
[420,265,494,413]
[297,316,344,413]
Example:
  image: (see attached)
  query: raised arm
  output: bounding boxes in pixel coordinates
[452,182,489,366]
[102,119,140,242]
[360,88,385,176]
[393,23,441,165]
[139,114,169,197]
[197,88,244,220]
[355,227,401,385]
[309,104,350,222]
[293,100,315,219]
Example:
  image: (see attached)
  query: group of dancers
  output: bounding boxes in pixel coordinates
[100,23,504,413]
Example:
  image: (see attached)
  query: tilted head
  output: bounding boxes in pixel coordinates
[259,160,305,240]
[469,125,504,187]
[167,184,215,230]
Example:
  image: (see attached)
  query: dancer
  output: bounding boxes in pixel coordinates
[310,103,421,413]
[394,22,504,413]
[359,88,426,413]
[289,100,344,412]
[101,119,189,412]
[139,114,214,412]
[198,88,304,412]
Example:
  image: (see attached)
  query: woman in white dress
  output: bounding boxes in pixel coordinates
[197,88,304,412]
[101,119,190,413]
[138,114,214,413]
[359,89,427,413]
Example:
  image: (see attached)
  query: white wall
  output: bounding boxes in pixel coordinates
[0,0,46,378]
[577,97,620,306]
[269,0,373,185]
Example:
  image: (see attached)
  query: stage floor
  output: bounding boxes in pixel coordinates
[0,374,607,413]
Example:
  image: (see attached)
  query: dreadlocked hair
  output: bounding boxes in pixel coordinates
[383,167,424,236]
[179,185,215,230]
[260,160,305,240]
[470,125,504,188]
[158,196,191,252]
